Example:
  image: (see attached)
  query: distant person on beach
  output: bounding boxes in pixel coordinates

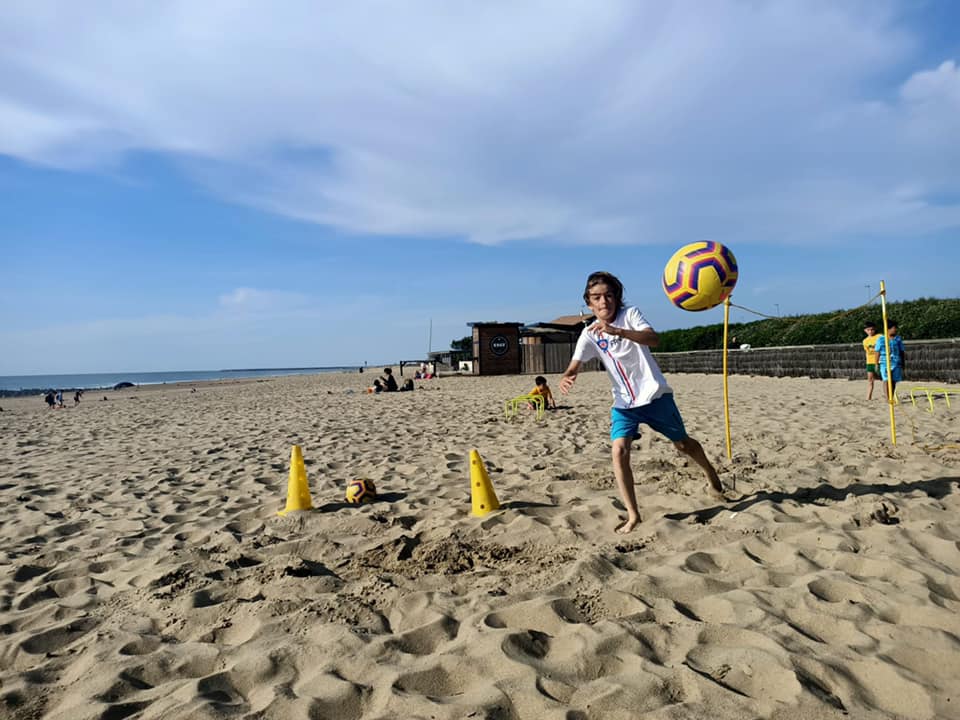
[55,390,64,408]
[559,271,725,534]
[874,321,905,400]
[862,322,881,400]
[74,389,83,405]
[381,368,399,392]
[528,375,557,410]
[44,390,56,409]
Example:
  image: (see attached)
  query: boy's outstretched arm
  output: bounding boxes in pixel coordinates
[559,359,581,394]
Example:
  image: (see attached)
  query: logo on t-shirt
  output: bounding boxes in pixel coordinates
[595,334,621,351]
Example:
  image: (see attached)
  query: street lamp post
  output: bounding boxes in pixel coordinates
[775,303,780,318]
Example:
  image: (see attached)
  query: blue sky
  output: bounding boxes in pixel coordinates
[2,1,958,375]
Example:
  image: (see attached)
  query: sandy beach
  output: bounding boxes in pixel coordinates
[1,371,958,720]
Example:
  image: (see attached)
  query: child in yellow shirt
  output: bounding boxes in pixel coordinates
[529,375,557,410]
[862,322,880,400]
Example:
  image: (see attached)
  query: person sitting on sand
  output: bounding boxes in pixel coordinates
[381,368,399,392]
[559,271,725,534]
[528,375,557,410]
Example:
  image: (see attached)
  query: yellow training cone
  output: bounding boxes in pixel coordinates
[278,445,313,516]
[470,449,500,517]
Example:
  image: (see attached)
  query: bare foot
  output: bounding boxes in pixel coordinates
[615,517,641,534]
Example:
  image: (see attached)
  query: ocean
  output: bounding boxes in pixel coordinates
[0,367,361,395]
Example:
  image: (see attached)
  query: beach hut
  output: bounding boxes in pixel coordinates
[468,322,523,375]
[520,314,599,374]
[468,316,601,375]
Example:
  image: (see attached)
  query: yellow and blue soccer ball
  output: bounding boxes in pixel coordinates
[662,241,739,311]
[345,479,377,504]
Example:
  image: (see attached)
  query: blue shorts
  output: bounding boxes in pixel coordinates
[610,394,688,442]
[879,366,902,382]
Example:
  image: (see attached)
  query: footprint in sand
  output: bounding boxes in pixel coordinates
[12,563,52,584]
[305,672,370,720]
[197,671,248,709]
[484,597,588,635]
[807,577,864,604]
[119,636,162,656]
[500,628,551,663]
[19,617,98,655]
[392,660,476,700]
[15,585,59,610]
[683,551,725,574]
[684,644,801,706]
[96,670,155,704]
[99,700,152,720]
[386,615,460,655]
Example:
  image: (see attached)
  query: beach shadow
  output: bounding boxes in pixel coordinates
[502,500,554,510]
[664,476,959,524]
[313,491,407,513]
[314,501,352,513]
[282,558,337,578]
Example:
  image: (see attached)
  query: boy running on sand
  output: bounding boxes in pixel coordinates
[559,271,724,533]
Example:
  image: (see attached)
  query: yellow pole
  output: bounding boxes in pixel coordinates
[879,280,897,445]
[722,297,732,459]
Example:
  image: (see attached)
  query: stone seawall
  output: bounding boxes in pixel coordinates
[653,338,960,384]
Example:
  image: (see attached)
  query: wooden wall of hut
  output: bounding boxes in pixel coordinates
[652,339,960,383]
[521,342,601,375]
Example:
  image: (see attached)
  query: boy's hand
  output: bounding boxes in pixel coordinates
[559,374,576,394]
[592,319,620,337]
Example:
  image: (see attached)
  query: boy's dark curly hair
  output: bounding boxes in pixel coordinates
[583,272,624,312]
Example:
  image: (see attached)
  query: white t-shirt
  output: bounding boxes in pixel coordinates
[572,305,672,409]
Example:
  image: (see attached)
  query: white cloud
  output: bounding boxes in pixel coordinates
[0,0,957,245]
[218,287,307,312]
[901,60,960,106]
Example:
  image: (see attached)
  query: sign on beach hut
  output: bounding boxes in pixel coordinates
[469,322,522,375]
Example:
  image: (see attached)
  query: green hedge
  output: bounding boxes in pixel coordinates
[656,298,960,352]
